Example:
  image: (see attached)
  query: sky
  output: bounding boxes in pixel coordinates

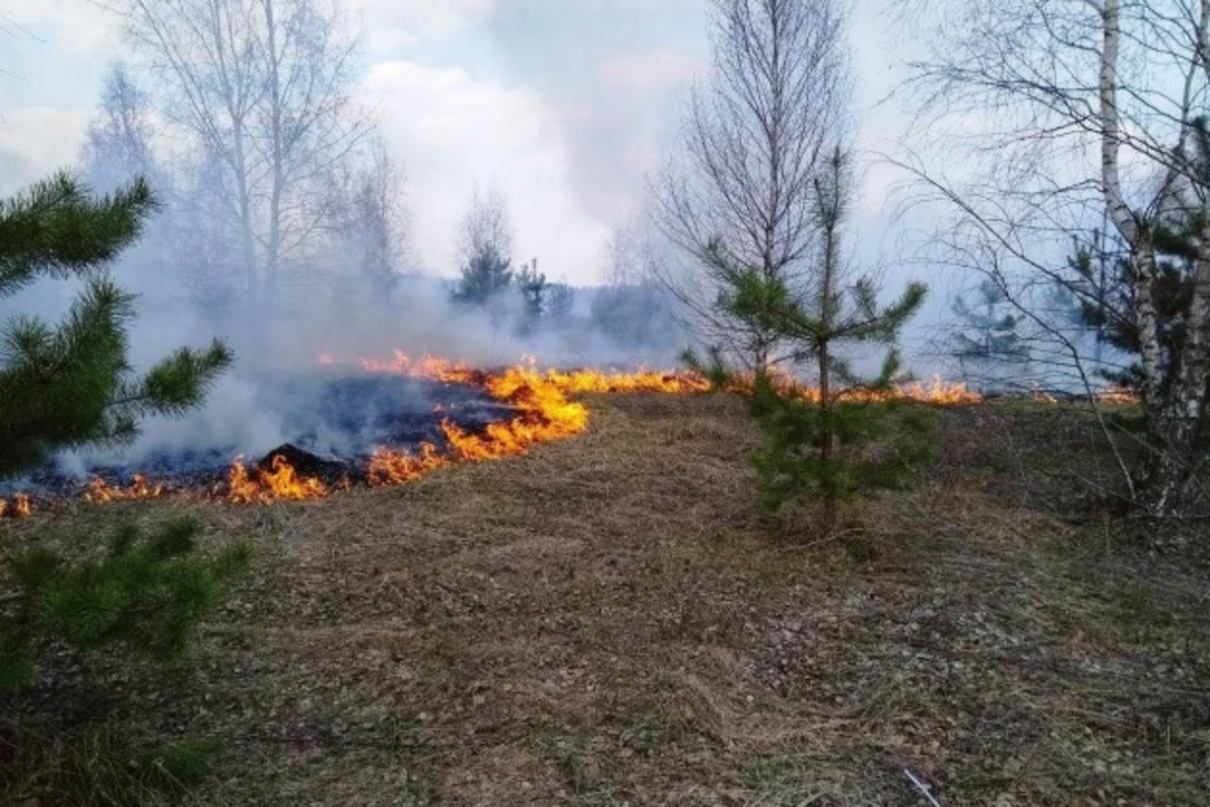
[0,0,917,288]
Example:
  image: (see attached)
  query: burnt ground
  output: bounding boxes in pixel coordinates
[6,374,513,500]
[2,394,1210,805]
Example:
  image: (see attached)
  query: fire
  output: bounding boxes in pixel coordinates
[1096,388,1139,405]
[0,493,32,519]
[33,351,982,514]
[367,442,448,486]
[788,375,982,406]
[356,351,479,385]
[84,474,166,503]
[225,455,329,504]
[538,367,712,395]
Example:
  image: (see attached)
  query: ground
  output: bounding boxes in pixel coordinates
[2,394,1209,805]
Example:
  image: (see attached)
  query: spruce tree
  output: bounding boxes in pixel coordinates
[0,173,232,478]
[691,149,929,532]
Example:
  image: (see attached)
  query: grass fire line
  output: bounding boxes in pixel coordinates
[0,355,982,517]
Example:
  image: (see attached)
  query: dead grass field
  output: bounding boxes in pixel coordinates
[3,393,1210,805]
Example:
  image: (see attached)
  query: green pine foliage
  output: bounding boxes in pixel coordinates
[1066,117,1210,397]
[0,174,154,295]
[951,279,1029,376]
[0,173,244,698]
[452,243,513,305]
[516,259,548,333]
[0,172,232,478]
[748,372,935,514]
[690,148,930,529]
[1068,232,1195,395]
[0,518,250,693]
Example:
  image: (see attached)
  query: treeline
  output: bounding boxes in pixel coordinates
[445,185,682,353]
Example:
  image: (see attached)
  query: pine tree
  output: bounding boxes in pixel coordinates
[0,518,250,692]
[452,243,512,305]
[1069,228,1195,396]
[691,149,929,532]
[0,173,232,478]
[547,282,575,323]
[950,279,1030,388]
[516,258,547,333]
[0,173,240,692]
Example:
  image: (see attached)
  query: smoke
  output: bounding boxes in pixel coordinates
[1,232,689,484]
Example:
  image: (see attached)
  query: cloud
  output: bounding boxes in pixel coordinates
[598,49,698,92]
[2,2,116,55]
[0,107,90,195]
[354,0,497,51]
[361,60,611,284]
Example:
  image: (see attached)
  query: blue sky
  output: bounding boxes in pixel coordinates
[0,1,921,288]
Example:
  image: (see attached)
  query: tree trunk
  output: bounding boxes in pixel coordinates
[263,0,283,301]
[818,337,837,532]
[1097,0,1206,515]
[233,130,258,304]
[1142,230,1210,516]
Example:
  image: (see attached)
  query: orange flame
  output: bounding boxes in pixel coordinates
[780,374,982,406]
[1096,389,1139,405]
[537,367,712,395]
[61,352,983,512]
[0,493,32,519]
[225,455,328,504]
[84,474,166,504]
[367,442,448,486]
[355,351,479,385]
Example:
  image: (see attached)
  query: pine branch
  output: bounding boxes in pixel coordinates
[0,173,157,296]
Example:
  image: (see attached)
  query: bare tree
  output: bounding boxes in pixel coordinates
[653,0,849,370]
[329,137,409,293]
[894,0,1210,517]
[457,184,513,269]
[592,222,683,354]
[108,0,370,302]
[80,62,158,192]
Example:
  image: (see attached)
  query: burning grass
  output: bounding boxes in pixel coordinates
[0,494,31,519]
[1,355,981,518]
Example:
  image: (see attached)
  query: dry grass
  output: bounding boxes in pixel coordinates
[2,393,1209,805]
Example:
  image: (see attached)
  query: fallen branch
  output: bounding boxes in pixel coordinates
[904,768,942,807]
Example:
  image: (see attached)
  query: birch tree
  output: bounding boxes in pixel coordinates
[80,63,158,193]
[654,0,849,370]
[110,0,370,302]
[897,0,1210,518]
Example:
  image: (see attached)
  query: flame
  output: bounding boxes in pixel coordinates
[1096,388,1139,405]
[538,367,712,395]
[797,375,982,406]
[225,454,328,504]
[84,474,166,504]
[0,493,32,519]
[356,351,479,385]
[367,442,448,486]
[439,366,590,461]
[52,351,982,513]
